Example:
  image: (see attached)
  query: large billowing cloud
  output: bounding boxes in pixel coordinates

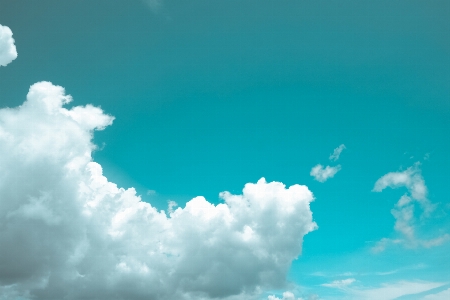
[0,82,317,299]
[0,24,17,67]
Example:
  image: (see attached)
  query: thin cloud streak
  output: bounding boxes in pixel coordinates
[329,144,346,161]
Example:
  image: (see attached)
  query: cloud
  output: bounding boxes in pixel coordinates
[350,281,445,300]
[374,270,399,276]
[311,269,400,278]
[329,144,346,161]
[422,288,450,300]
[372,164,448,252]
[268,291,304,300]
[0,24,17,67]
[322,279,445,300]
[373,163,430,211]
[310,144,344,182]
[146,189,156,195]
[310,164,341,183]
[0,82,318,299]
[142,0,162,12]
[322,278,356,289]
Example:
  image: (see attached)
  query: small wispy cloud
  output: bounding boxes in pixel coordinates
[0,24,17,67]
[146,189,156,195]
[310,164,341,183]
[141,0,162,12]
[310,144,345,183]
[167,200,178,214]
[350,280,446,300]
[373,163,430,210]
[311,270,399,277]
[310,271,327,277]
[374,270,399,276]
[322,278,356,289]
[372,163,449,252]
[329,144,346,161]
[322,279,446,300]
[422,287,450,300]
[268,291,303,300]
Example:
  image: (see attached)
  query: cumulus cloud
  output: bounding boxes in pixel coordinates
[0,82,317,299]
[372,164,448,252]
[0,24,17,67]
[310,164,341,183]
[329,144,346,161]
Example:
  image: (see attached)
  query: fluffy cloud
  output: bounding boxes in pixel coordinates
[329,144,346,161]
[0,24,17,67]
[0,82,317,299]
[310,164,341,183]
[372,164,449,251]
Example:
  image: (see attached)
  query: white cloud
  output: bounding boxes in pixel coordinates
[267,291,305,300]
[422,288,450,300]
[0,24,17,67]
[310,145,344,182]
[311,269,400,277]
[322,278,356,289]
[322,279,445,300]
[329,144,346,161]
[310,164,341,183]
[373,163,431,211]
[142,0,162,12]
[420,234,450,248]
[146,189,156,195]
[372,164,448,252]
[350,281,445,300]
[0,82,318,299]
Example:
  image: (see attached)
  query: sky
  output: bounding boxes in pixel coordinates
[0,0,449,299]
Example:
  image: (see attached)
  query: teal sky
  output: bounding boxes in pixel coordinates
[1,1,449,299]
